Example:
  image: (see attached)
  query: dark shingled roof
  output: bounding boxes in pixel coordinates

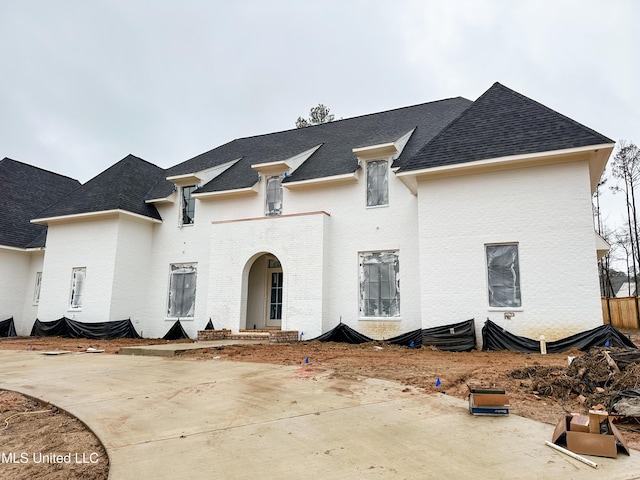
[0,158,80,249]
[145,97,472,199]
[400,82,614,172]
[36,155,164,222]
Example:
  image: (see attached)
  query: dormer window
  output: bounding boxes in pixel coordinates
[181,185,196,225]
[266,175,283,216]
[366,160,389,207]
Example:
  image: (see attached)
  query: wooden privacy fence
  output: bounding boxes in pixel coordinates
[602,297,640,329]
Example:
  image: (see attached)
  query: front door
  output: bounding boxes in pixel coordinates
[266,267,283,328]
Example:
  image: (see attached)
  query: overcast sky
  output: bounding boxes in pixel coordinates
[0,0,637,224]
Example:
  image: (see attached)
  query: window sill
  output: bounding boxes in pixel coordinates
[365,204,389,209]
[488,307,524,312]
[358,317,401,322]
[178,223,195,228]
[68,308,83,312]
[165,317,194,321]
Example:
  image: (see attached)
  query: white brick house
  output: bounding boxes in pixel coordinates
[1,83,613,341]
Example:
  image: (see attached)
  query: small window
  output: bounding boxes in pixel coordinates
[181,185,197,225]
[70,267,86,309]
[486,244,521,307]
[359,251,400,317]
[33,272,42,305]
[366,160,389,207]
[266,176,283,216]
[167,263,197,318]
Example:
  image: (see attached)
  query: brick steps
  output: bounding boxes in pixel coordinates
[197,329,298,343]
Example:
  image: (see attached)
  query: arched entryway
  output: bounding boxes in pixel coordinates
[243,253,283,330]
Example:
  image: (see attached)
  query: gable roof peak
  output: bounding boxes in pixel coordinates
[399,81,614,174]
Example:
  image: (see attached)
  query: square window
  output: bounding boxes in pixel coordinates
[70,267,86,309]
[181,185,196,225]
[486,244,521,307]
[359,251,400,317]
[167,263,197,317]
[366,160,389,207]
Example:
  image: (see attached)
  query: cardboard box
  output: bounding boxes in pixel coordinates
[551,415,630,459]
[469,388,510,416]
[569,414,590,433]
[588,409,609,434]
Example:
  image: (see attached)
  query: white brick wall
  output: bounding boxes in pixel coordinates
[15,155,604,343]
[0,248,33,334]
[416,160,603,341]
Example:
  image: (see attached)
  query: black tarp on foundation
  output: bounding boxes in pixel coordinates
[0,317,17,337]
[422,318,476,352]
[162,320,190,340]
[481,320,636,353]
[30,317,141,339]
[309,319,477,351]
[308,323,374,344]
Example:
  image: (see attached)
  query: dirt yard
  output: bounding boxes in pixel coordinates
[1,332,640,479]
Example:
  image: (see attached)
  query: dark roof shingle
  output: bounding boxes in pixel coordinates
[35,155,164,222]
[145,96,473,198]
[400,82,613,172]
[0,158,80,249]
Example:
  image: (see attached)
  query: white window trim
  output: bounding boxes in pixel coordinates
[365,158,390,208]
[180,185,197,226]
[485,243,522,310]
[167,263,197,319]
[358,250,400,320]
[69,267,86,311]
[265,175,284,216]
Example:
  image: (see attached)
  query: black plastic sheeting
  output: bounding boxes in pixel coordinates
[0,317,17,337]
[204,319,215,330]
[423,319,476,352]
[308,319,477,351]
[386,329,422,348]
[308,323,373,344]
[482,320,636,353]
[30,317,141,340]
[163,320,190,340]
[610,389,640,416]
[384,319,477,352]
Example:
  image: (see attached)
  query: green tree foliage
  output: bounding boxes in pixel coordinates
[295,104,335,128]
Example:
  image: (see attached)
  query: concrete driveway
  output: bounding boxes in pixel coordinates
[1,350,640,480]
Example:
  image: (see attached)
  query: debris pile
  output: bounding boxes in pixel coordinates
[509,348,640,410]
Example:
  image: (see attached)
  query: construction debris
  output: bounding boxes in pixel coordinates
[509,347,640,409]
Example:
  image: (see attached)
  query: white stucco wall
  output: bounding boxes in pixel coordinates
[416,160,603,342]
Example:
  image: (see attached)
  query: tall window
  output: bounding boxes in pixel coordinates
[486,244,521,307]
[366,160,389,207]
[181,185,196,225]
[266,175,283,216]
[70,267,86,309]
[359,251,400,318]
[167,263,197,317]
[33,272,42,305]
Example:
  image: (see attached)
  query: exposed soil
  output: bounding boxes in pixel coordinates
[0,390,108,480]
[1,330,640,479]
